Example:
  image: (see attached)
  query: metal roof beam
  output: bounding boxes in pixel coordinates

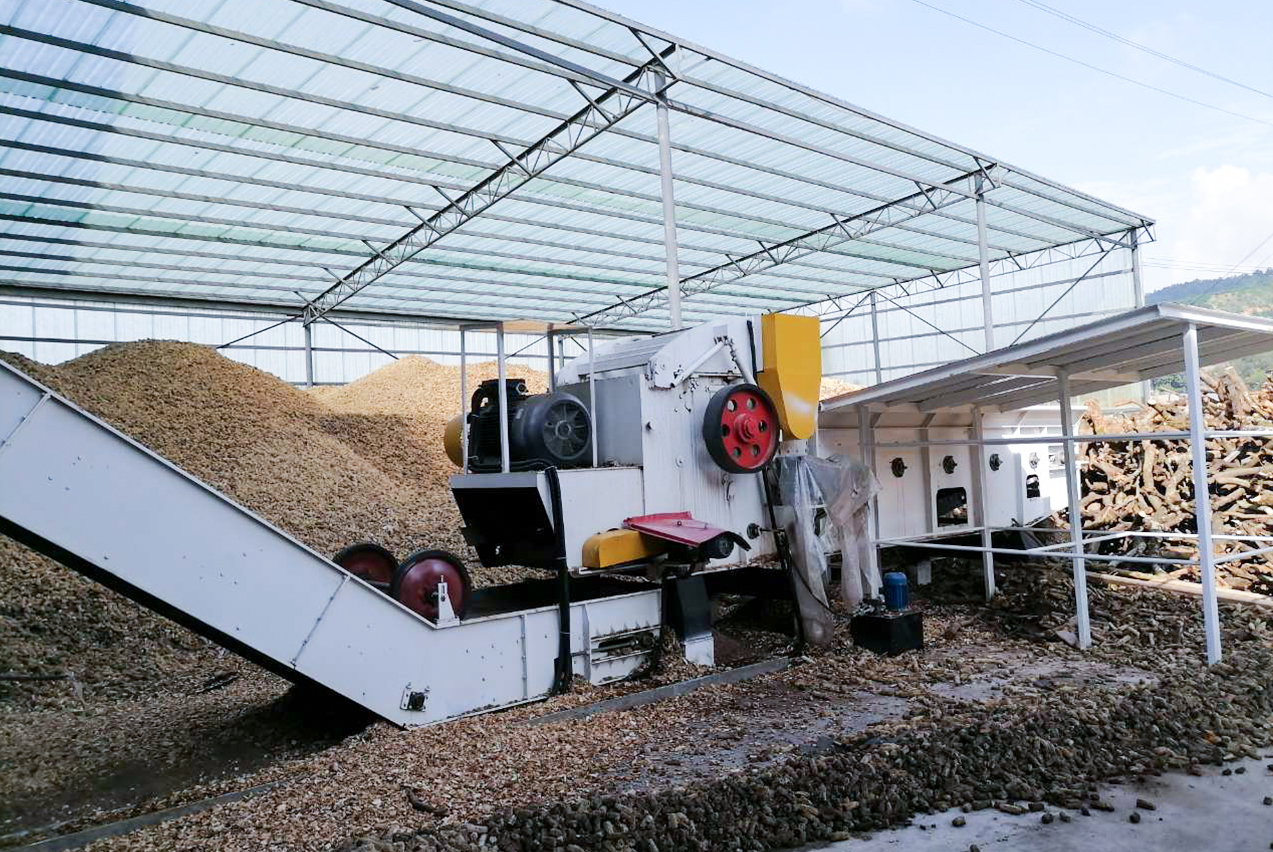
[3,264,693,317]
[0,282,533,329]
[794,232,1134,315]
[5,172,881,290]
[0,275,650,328]
[2,110,968,284]
[2,249,799,311]
[0,66,1023,259]
[549,0,1154,229]
[580,167,997,327]
[0,28,1053,252]
[375,0,1145,230]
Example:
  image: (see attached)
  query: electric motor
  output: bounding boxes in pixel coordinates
[463,377,592,472]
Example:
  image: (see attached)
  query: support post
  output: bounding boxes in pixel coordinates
[1058,371,1092,649]
[969,406,996,599]
[546,325,557,392]
[1183,323,1222,664]
[587,326,598,468]
[869,290,883,385]
[1131,228,1151,403]
[919,413,937,535]
[459,327,468,474]
[976,192,995,352]
[655,75,682,331]
[857,405,881,597]
[303,322,314,388]
[495,322,511,475]
[1130,228,1145,308]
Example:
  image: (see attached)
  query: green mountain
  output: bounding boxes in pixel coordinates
[1147,269,1273,391]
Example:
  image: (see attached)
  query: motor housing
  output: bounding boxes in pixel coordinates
[465,378,592,472]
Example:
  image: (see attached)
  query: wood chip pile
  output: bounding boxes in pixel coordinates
[52,564,1271,852]
[1068,368,1273,594]
[818,377,861,400]
[0,343,545,707]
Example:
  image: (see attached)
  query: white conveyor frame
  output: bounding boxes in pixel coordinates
[0,359,660,726]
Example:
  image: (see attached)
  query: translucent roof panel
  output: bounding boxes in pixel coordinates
[0,0,1153,331]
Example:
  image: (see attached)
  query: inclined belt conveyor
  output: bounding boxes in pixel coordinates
[0,359,660,726]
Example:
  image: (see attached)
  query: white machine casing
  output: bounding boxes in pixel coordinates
[817,407,1065,540]
[450,317,778,572]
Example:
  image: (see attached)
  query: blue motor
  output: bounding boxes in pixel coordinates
[883,571,910,611]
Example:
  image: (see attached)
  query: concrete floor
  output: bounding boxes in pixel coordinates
[816,758,1273,852]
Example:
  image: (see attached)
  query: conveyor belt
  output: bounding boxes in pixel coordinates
[0,359,660,726]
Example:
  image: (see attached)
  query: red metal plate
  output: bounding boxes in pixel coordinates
[623,512,729,547]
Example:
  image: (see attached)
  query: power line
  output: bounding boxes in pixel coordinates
[904,0,1273,128]
[1186,226,1273,304]
[1015,0,1273,102]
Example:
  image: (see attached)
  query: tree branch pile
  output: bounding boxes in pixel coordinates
[1064,367,1273,595]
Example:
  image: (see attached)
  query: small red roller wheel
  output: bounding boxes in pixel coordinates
[332,542,397,588]
[391,549,472,622]
[703,383,780,474]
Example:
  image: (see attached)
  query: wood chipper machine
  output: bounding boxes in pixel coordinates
[0,311,834,727]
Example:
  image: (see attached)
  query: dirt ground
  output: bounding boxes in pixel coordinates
[0,575,1210,851]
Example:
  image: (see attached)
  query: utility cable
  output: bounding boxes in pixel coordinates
[1186,225,1273,304]
[904,0,1273,129]
[1014,0,1273,103]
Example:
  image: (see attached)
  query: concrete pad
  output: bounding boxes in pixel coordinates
[812,758,1273,852]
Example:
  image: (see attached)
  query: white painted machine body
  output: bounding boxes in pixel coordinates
[450,317,779,571]
[816,406,1066,541]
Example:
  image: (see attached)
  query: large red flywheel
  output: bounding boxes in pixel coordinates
[702,383,780,474]
[391,549,472,622]
[332,542,397,589]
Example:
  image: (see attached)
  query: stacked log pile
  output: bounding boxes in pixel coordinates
[1070,367,1273,594]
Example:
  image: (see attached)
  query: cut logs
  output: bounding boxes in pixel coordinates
[1059,367,1273,595]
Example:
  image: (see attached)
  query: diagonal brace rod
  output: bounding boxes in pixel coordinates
[302,53,674,325]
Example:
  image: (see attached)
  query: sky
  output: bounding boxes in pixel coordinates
[594,0,1273,292]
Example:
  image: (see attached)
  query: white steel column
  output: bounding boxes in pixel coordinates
[969,406,995,599]
[869,290,884,384]
[303,322,314,388]
[857,405,881,596]
[459,328,468,474]
[587,326,598,468]
[1130,228,1145,308]
[1131,229,1151,403]
[976,193,996,352]
[1183,323,1222,663]
[546,325,557,392]
[919,412,937,534]
[495,322,511,474]
[656,78,682,331]
[1058,371,1092,649]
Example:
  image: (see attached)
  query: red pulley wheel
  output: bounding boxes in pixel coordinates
[332,542,397,587]
[391,549,472,622]
[702,383,780,474]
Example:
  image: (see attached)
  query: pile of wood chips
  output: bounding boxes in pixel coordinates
[0,343,547,705]
[1068,367,1273,594]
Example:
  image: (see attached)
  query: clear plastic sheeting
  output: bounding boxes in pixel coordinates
[773,454,837,647]
[775,453,882,625]
[822,455,882,607]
